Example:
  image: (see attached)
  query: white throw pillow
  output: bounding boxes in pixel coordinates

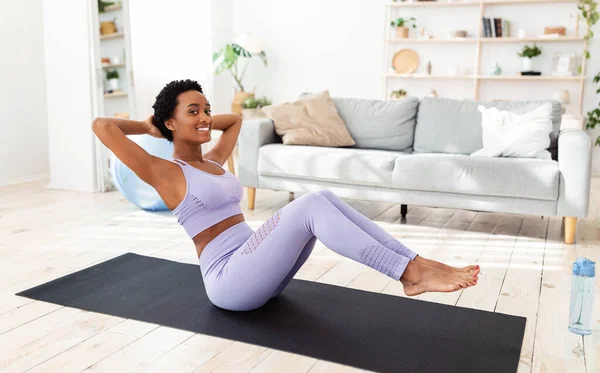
[471,102,553,159]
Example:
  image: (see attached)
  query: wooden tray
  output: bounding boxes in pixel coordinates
[392,49,419,74]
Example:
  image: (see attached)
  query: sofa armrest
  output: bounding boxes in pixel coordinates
[557,129,593,217]
[238,118,278,188]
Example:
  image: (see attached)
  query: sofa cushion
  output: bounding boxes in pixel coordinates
[391,153,559,201]
[472,102,554,159]
[332,96,419,151]
[258,144,409,187]
[261,90,356,147]
[413,97,562,155]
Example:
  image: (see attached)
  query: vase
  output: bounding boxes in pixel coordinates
[242,108,267,120]
[521,57,533,72]
[489,61,502,75]
[108,78,119,91]
[232,92,254,114]
[396,27,409,38]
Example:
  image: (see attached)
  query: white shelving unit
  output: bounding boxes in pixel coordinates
[90,0,136,191]
[382,0,588,114]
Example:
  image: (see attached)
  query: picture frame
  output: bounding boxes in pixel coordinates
[552,52,576,76]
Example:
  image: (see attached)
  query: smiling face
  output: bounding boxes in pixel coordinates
[165,90,213,144]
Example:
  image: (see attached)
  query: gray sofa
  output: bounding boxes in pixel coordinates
[238,96,592,244]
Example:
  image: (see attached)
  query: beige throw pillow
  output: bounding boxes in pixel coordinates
[261,90,356,147]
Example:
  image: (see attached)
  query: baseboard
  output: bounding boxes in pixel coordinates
[0,173,50,187]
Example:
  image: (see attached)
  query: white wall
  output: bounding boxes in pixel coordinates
[211,0,234,115]
[43,0,98,192]
[231,0,387,102]
[0,0,49,186]
[228,0,600,172]
[128,0,213,120]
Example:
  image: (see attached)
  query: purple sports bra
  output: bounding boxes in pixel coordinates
[170,158,244,239]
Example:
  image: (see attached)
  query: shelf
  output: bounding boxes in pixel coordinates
[385,73,584,81]
[388,1,480,7]
[100,32,124,41]
[102,3,122,12]
[387,36,584,43]
[479,75,584,80]
[482,0,577,4]
[386,73,476,79]
[387,0,577,7]
[387,38,477,43]
[101,63,126,69]
[480,36,584,42]
[104,91,127,99]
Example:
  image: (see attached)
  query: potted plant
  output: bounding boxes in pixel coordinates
[256,97,272,108]
[390,89,407,100]
[241,96,272,119]
[517,44,542,72]
[106,70,119,91]
[390,17,417,38]
[213,37,267,114]
[98,0,115,13]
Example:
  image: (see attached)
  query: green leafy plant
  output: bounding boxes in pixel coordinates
[106,70,119,80]
[578,0,599,61]
[256,97,272,107]
[585,71,600,146]
[517,44,542,58]
[212,44,267,92]
[242,97,257,109]
[390,89,407,99]
[242,96,272,109]
[390,17,417,29]
[98,0,115,13]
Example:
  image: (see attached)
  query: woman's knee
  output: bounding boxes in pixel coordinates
[317,189,337,202]
[297,191,327,207]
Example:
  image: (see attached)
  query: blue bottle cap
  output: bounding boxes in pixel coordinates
[573,257,596,277]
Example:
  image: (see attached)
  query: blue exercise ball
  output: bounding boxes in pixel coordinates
[110,135,173,211]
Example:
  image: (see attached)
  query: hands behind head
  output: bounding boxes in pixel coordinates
[143,115,164,139]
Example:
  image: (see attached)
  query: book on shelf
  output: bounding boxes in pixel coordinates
[482,17,509,37]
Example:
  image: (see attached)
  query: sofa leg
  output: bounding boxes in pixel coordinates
[289,192,295,202]
[248,187,256,210]
[401,204,408,218]
[565,217,577,244]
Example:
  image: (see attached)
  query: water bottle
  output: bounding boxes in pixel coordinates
[568,257,596,335]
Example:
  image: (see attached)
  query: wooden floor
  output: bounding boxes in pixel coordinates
[0,178,598,373]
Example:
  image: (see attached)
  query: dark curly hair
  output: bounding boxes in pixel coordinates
[152,79,204,141]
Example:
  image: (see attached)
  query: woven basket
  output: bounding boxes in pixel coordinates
[544,26,566,36]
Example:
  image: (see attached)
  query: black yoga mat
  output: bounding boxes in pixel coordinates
[17,253,525,373]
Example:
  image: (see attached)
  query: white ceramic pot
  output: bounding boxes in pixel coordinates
[242,108,266,120]
[521,57,533,71]
[108,78,119,91]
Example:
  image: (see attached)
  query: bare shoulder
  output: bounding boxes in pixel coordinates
[152,158,188,210]
[203,154,224,166]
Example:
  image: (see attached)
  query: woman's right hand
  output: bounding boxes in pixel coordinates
[143,115,164,139]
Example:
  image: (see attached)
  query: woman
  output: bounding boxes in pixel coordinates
[93,79,480,311]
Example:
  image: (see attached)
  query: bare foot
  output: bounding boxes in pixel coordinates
[400,261,478,296]
[414,255,480,279]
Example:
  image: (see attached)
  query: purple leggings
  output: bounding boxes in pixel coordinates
[199,190,417,311]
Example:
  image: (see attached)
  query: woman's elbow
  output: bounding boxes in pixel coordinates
[92,118,105,134]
